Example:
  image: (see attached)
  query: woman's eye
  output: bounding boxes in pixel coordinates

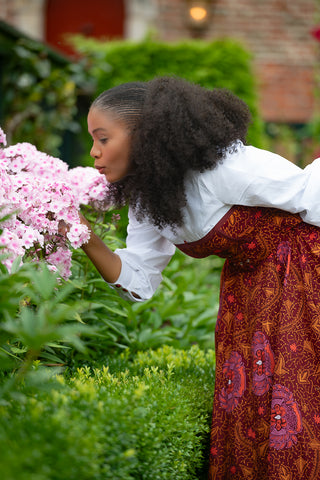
[99,138,108,144]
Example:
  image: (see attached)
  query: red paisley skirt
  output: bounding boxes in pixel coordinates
[176,206,320,480]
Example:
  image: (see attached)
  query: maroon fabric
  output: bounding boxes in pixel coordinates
[176,206,320,480]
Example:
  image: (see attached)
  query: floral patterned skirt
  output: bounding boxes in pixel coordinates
[176,206,320,480]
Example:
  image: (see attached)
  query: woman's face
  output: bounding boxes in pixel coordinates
[87,107,132,183]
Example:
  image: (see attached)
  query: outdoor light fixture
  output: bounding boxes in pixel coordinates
[186,1,210,29]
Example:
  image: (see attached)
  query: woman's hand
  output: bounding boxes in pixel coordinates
[77,213,122,283]
[70,212,139,297]
[58,213,92,239]
[78,212,92,231]
[58,219,69,237]
[78,212,95,248]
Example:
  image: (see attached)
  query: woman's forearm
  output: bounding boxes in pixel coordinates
[79,214,141,298]
[81,231,122,283]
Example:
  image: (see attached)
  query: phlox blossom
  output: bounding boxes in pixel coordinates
[0,128,111,279]
[67,166,110,210]
[0,228,25,271]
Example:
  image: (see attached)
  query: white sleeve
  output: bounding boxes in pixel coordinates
[108,208,176,302]
[214,146,320,227]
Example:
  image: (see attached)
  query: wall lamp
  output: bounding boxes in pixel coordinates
[186,0,210,30]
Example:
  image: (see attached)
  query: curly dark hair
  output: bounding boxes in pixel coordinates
[91,76,251,229]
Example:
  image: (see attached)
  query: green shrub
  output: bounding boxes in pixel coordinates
[0,258,93,388]
[71,36,266,165]
[66,207,223,366]
[0,346,215,480]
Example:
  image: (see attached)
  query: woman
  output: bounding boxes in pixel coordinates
[82,76,320,479]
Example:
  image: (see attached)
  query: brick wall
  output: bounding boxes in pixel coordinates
[155,0,318,123]
[0,0,45,40]
[1,0,318,123]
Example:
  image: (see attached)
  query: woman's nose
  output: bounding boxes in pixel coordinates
[90,145,101,159]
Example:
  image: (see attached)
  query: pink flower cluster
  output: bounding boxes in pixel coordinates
[0,127,111,279]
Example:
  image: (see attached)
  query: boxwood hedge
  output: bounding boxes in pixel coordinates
[0,346,215,480]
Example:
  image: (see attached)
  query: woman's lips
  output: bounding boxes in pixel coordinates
[95,166,105,175]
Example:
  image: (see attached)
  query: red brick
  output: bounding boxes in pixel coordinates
[156,0,318,122]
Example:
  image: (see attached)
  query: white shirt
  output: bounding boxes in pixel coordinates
[109,144,320,302]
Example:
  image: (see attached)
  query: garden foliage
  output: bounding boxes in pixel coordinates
[71,243,221,364]
[0,346,215,480]
[0,259,91,385]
